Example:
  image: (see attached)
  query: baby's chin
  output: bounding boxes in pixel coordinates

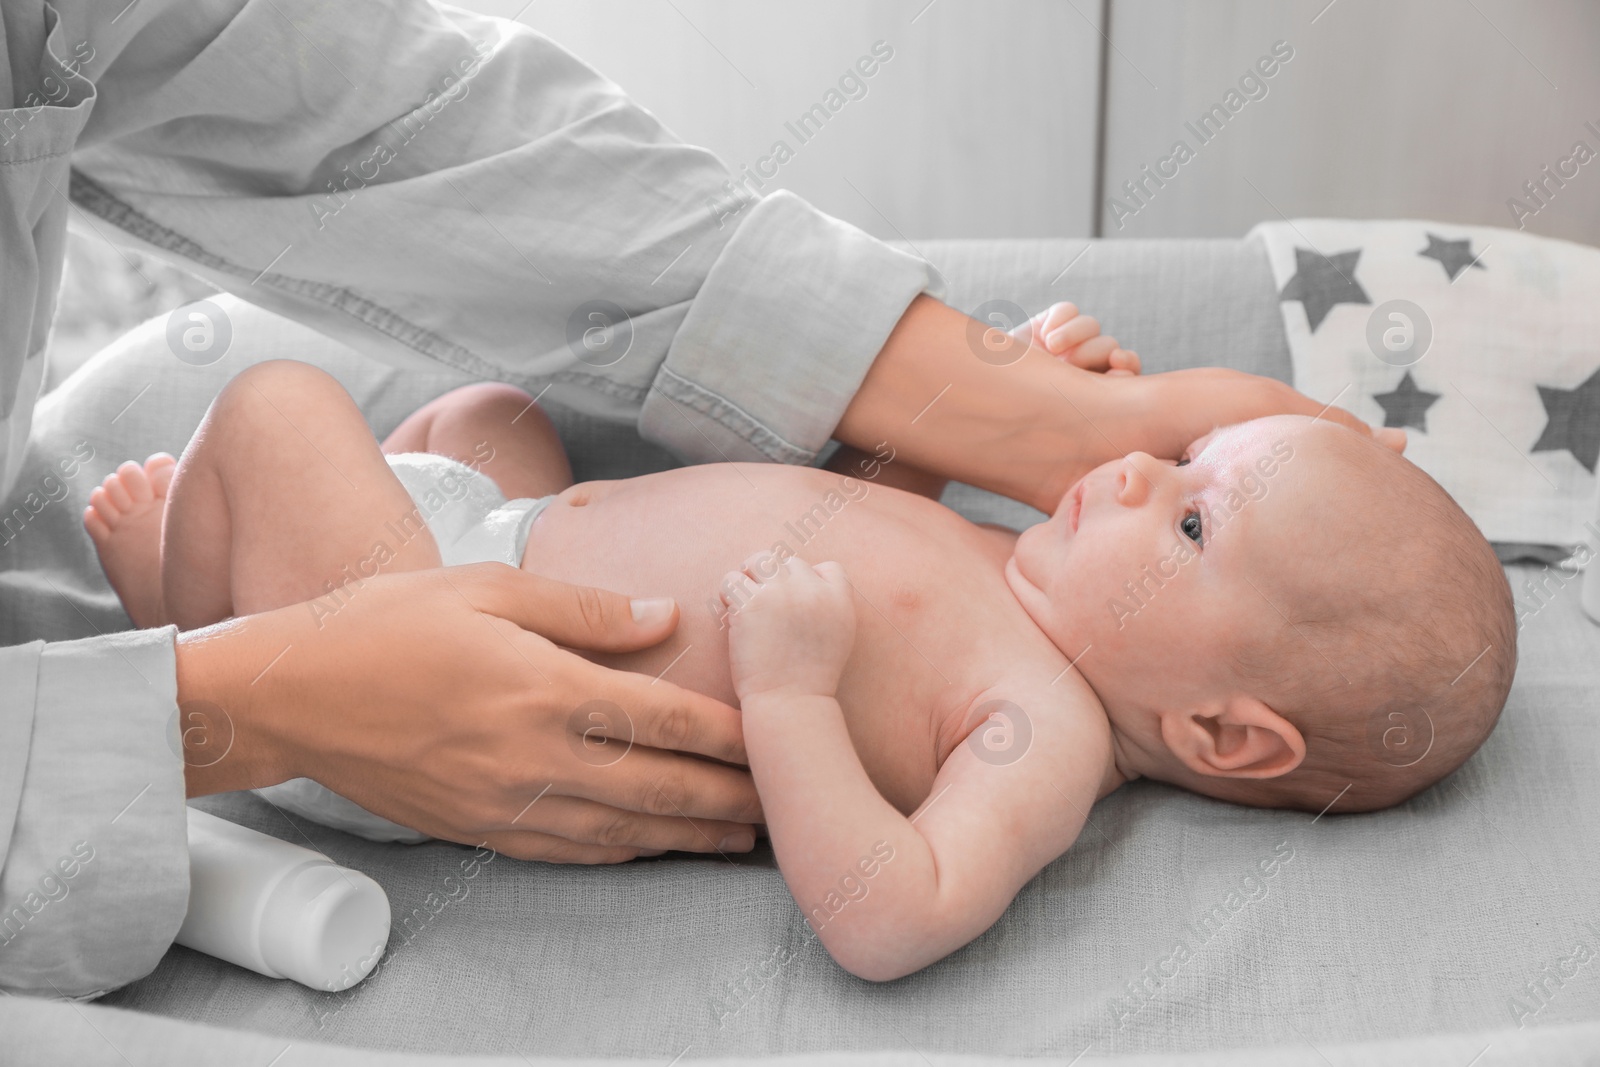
[1002,552,1050,626]
[1002,551,1088,663]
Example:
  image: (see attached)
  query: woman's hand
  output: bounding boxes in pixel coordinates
[176,563,761,863]
[836,296,1394,515]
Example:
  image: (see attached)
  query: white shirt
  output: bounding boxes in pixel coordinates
[0,0,934,998]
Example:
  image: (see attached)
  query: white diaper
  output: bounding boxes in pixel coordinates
[253,453,554,844]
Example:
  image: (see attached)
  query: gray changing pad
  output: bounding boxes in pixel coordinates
[5,238,1595,1065]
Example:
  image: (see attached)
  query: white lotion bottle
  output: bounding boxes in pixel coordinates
[178,807,392,991]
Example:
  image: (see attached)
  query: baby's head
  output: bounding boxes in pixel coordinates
[1005,414,1515,814]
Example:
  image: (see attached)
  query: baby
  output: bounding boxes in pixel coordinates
[85,307,1515,982]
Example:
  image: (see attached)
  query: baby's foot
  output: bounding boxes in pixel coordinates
[1011,301,1141,375]
[84,454,177,628]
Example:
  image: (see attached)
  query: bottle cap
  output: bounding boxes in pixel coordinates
[260,862,391,991]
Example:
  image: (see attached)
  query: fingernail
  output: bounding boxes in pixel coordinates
[719,832,755,852]
[630,597,675,624]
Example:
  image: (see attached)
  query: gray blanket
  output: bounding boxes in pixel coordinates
[6,237,1594,1065]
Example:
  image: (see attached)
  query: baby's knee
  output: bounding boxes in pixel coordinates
[206,361,364,454]
[432,382,560,441]
[217,359,350,414]
[438,382,539,421]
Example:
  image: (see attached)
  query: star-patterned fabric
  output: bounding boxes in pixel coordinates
[1419,232,1488,282]
[1278,248,1371,330]
[1251,218,1600,548]
[1373,370,1442,432]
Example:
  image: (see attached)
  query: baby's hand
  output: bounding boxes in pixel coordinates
[721,553,857,701]
[1011,301,1141,376]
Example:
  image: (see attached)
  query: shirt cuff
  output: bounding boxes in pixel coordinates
[639,190,940,466]
[0,628,188,998]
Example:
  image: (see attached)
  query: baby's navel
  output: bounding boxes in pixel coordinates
[556,483,599,508]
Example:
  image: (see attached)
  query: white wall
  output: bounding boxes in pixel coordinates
[458,0,1106,239]
[453,0,1600,245]
[1102,0,1600,243]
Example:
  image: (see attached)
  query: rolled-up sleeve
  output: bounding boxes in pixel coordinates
[61,0,938,466]
[638,190,934,464]
[0,629,189,998]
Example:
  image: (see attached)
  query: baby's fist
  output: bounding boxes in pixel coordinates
[720,553,857,701]
[1011,301,1141,376]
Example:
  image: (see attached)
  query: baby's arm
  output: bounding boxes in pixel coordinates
[723,553,1102,981]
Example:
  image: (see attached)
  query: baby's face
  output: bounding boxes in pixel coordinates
[1005,416,1327,717]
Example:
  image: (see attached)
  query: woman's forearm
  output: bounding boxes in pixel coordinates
[836,294,1387,513]
[833,296,1109,511]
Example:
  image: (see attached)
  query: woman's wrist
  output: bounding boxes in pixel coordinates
[174,615,294,796]
[835,295,1116,511]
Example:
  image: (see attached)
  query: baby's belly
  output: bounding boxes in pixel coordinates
[520,463,1040,812]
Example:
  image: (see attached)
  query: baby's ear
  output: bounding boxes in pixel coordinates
[1158,696,1305,780]
[1374,427,1407,454]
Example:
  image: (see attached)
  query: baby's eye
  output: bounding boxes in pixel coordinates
[1175,457,1191,468]
[1180,510,1204,546]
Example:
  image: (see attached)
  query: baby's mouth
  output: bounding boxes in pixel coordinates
[1065,479,1084,534]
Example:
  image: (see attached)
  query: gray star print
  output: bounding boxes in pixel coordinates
[1418,233,1486,282]
[1373,371,1441,432]
[1279,248,1370,332]
[1532,367,1600,474]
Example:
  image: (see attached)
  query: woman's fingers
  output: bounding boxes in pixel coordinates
[1139,367,1391,455]
[571,657,751,768]
[576,713,761,825]
[1375,426,1408,453]
[476,829,643,864]
[556,702,762,820]
[450,563,680,652]
[205,565,765,866]
[481,794,756,857]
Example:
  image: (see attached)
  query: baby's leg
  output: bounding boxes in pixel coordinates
[381,382,573,500]
[158,360,443,629]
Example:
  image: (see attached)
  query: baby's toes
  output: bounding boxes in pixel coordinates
[1109,348,1142,376]
[82,504,111,542]
[115,460,155,506]
[144,453,178,497]
[88,483,125,531]
[99,472,134,514]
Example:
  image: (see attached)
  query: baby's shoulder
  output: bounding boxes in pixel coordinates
[942,665,1110,773]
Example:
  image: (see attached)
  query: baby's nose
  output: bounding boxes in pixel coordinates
[1116,452,1159,506]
